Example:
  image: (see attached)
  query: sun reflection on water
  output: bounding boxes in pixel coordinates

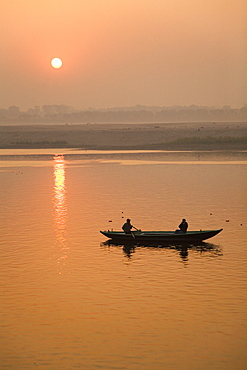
[53,154,69,273]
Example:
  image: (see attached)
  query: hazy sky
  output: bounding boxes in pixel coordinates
[1,0,246,110]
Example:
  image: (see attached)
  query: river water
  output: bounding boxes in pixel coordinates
[0,149,246,369]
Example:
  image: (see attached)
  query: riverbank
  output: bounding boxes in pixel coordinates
[0,122,246,150]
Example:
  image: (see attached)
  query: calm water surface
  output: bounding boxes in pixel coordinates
[0,149,247,369]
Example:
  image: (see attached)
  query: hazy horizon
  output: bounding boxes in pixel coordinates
[1,1,246,111]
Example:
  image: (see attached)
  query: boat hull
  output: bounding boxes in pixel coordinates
[100,229,223,244]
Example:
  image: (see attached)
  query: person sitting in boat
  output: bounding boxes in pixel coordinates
[122,219,138,234]
[179,218,188,233]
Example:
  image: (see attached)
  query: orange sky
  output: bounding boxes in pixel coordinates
[1,0,246,110]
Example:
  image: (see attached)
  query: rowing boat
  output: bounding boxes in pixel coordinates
[100,229,223,243]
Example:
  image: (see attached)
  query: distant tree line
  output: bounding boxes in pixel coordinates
[0,104,246,123]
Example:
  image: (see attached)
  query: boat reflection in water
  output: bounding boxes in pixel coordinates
[101,240,222,261]
[53,154,69,272]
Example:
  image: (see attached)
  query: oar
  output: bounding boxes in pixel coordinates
[131,226,141,238]
[132,225,141,232]
[131,231,136,239]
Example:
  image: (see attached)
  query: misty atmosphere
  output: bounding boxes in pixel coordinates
[1,1,247,368]
[1,104,247,124]
[1,104,246,151]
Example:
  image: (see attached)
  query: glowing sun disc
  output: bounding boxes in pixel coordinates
[51,58,63,69]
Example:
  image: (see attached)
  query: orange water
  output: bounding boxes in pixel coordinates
[0,150,246,369]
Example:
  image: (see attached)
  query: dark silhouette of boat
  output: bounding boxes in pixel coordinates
[100,229,223,243]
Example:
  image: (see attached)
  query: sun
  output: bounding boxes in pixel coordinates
[51,58,63,69]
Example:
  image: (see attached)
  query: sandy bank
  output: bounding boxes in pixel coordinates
[0,122,246,150]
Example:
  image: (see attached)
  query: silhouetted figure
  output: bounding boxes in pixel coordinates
[122,219,137,234]
[179,218,188,233]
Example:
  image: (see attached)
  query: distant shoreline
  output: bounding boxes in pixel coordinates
[0,122,246,151]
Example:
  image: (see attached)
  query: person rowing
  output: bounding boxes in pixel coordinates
[122,218,139,234]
